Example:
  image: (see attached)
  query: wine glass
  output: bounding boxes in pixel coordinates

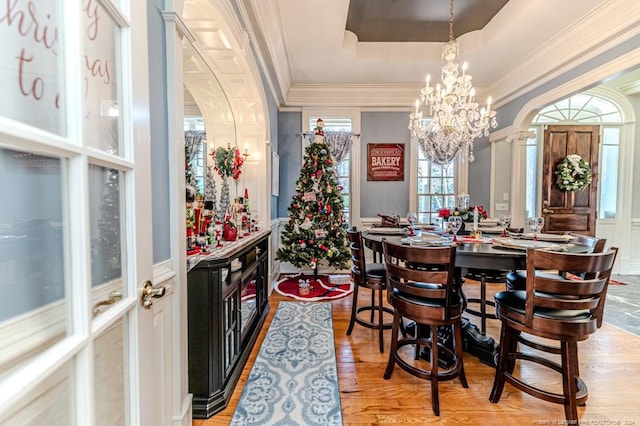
[527,216,544,240]
[406,212,418,236]
[448,216,463,242]
[498,214,512,237]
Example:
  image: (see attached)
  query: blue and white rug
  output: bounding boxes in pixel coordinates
[230,302,343,425]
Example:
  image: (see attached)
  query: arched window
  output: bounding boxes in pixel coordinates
[528,93,623,219]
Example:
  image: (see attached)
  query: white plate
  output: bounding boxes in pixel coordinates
[492,238,562,251]
[521,233,575,242]
[366,227,407,235]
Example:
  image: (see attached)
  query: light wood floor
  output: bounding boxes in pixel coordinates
[194,280,640,425]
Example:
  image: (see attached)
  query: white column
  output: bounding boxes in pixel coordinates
[507,131,535,228]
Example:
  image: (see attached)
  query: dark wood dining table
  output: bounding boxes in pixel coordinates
[361,230,591,365]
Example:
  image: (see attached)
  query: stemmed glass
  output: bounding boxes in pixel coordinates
[498,214,512,237]
[527,216,545,241]
[406,212,418,236]
[448,216,463,242]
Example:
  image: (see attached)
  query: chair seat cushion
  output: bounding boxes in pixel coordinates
[366,262,386,279]
[494,290,590,320]
[466,268,508,282]
[505,270,526,290]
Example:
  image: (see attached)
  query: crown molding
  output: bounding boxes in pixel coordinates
[236,0,292,106]
[489,0,640,107]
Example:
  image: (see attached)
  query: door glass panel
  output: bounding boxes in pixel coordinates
[94,320,127,426]
[0,148,67,377]
[2,361,73,426]
[0,2,66,135]
[89,165,123,315]
[83,1,122,155]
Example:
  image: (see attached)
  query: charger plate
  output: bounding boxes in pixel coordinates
[492,237,563,251]
[521,233,574,242]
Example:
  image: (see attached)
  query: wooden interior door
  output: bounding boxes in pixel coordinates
[542,125,599,235]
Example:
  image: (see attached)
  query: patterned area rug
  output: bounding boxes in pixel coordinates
[230,302,343,425]
[274,274,353,301]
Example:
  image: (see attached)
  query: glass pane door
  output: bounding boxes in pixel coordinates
[0,0,156,424]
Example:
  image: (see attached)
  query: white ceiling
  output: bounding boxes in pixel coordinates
[240,0,640,108]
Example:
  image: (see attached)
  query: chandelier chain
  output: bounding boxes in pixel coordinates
[449,0,454,41]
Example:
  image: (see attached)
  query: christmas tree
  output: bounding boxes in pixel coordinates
[276,118,350,277]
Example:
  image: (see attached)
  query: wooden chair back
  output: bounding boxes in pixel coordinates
[382,240,458,322]
[346,227,367,284]
[525,247,618,331]
[565,232,607,280]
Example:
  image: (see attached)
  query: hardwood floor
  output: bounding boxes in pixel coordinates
[194,279,640,425]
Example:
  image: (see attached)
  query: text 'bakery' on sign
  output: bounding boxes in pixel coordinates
[367,143,405,181]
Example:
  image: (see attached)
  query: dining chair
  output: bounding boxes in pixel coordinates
[346,227,393,353]
[490,247,618,422]
[382,239,468,416]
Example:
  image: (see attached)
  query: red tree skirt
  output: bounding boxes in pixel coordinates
[274,274,353,301]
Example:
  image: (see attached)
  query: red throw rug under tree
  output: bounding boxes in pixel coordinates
[274,274,353,301]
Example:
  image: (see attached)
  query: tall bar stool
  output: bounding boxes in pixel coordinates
[490,247,618,422]
[382,239,468,416]
[346,227,393,353]
[463,269,508,335]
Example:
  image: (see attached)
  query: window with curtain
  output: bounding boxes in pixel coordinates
[308,117,352,224]
[530,93,622,219]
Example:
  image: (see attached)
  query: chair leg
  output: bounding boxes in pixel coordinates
[346,282,359,336]
[479,275,487,335]
[383,311,401,379]
[377,287,385,353]
[430,324,440,416]
[370,289,375,323]
[489,323,513,403]
[561,341,579,422]
[453,322,468,388]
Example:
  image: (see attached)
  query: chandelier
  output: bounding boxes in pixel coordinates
[409,0,497,164]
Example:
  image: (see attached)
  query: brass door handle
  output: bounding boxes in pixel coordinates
[93,291,123,317]
[543,208,554,214]
[139,280,166,309]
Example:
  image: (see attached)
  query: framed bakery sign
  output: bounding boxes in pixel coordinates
[367,143,405,181]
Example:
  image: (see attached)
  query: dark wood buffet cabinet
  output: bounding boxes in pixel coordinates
[187,230,270,418]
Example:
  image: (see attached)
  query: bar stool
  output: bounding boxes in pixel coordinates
[490,247,618,422]
[463,269,508,335]
[382,239,468,416]
[346,227,393,353]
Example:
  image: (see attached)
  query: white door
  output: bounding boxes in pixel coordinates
[0,1,159,425]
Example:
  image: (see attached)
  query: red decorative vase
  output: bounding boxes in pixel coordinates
[223,223,238,241]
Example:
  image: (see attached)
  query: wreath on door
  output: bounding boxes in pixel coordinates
[555,154,593,192]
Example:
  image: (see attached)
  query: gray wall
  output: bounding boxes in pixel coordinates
[147,0,171,263]
[360,112,411,218]
[467,136,491,209]
[277,112,303,216]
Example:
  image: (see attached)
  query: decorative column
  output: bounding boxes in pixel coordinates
[507,131,536,228]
